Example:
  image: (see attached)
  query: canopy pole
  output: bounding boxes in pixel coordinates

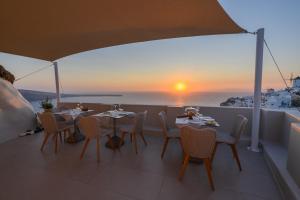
[53,61,61,105]
[250,28,264,152]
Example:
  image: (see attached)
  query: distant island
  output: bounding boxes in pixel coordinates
[18,89,122,102]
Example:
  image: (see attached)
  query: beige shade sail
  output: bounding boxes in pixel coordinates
[0,0,245,61]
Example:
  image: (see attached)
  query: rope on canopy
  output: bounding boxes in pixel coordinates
[15,63,53,82]
[263,39,289,89]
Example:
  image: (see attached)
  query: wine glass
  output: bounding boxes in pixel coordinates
[113,104,118,111]
[118,104,123,111]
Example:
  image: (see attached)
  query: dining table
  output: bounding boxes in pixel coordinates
[93,110,135,149]
[54,109,95,143]
[54,108,94,119]
[175,115,220,128]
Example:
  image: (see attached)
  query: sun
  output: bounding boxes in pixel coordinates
[175,82,187,92]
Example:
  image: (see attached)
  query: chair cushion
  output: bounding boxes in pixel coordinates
[56,114,74,132]
[119,124,134,133]
[58,122,73,132]
[168,128,180,138]
[99,117,112,129]
[101,128,113,136]
[216,131,236,144]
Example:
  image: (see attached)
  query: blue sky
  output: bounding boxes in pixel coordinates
[0,0,299,93]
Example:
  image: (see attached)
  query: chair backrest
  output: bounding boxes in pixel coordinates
[231,115,248,143]
[79,116,101,139]
[133,110,147,134]
[37,112,59,134]
[158,111,169,137]
[143,110,148,121]
[180,126,216,159]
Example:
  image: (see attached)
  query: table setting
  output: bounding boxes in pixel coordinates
[53,105,95,143]
[93,108,135,149]
[176,107,220,128]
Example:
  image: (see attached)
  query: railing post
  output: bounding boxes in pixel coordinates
[251,28,264,152]
[53,61,61,105]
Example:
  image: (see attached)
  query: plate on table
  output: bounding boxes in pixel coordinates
[205,121,219,127]
[200,116,214,121]
[189,121,205,126]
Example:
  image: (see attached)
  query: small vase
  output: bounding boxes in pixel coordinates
[188,111,194,119]
[44,108,52,112]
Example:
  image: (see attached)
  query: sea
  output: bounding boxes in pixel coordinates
[30,91,251,112]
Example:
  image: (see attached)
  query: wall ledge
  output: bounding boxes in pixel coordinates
[262,141,300,200]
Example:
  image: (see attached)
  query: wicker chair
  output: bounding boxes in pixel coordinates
[158,111,181,159]
[79,116,113,162]
[178,126,216,190]
[119,110,148,154]
[38,112,73,153]
[212,114,248,171]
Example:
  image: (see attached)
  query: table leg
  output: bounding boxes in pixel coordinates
[105,118,124,149]
[113,118,117,136]
[189,157,203,164]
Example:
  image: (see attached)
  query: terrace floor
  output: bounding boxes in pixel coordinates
[0,132,282,200]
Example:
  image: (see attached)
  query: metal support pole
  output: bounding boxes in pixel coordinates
[250,28,264,152]
[53,61,61,105]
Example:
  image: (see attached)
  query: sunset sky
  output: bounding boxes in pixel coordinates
[0,0,299,94]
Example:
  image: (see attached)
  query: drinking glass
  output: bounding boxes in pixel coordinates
[113,104,118,111]
[118,104,123,111]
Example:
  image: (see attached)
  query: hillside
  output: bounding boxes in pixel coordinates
[18,89,57,102]
[220,87,300,109]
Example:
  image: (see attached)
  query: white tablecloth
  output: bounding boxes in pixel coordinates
[176,116,220,128]
[54,109,94,119]
[93,110,135,119]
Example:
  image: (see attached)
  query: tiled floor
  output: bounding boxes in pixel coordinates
[0,133,282,200]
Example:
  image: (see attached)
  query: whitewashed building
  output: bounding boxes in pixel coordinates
[292,76,300,88]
